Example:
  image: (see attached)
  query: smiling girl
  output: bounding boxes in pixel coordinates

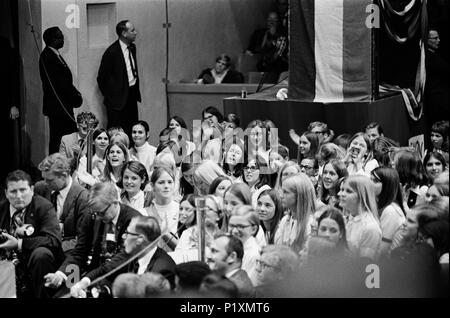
[75,128,109,186]
[118,161,150,214]
[102,141,129,187]
[129,120,157,176]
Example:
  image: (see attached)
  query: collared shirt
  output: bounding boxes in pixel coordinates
[9,205,18,220]
[119,39,137,86]
[211,69,228,84]
[122,190,146,214]
[48,46,66,66]
[137,246,158,274]
[225,268,240,279]
[346,212,381,260]
[242,236,260,286]
[53,177,72,221]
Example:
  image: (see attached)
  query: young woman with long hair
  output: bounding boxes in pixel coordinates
[370,167,406,256]
[338,175,381,260]
[275,173,317,253]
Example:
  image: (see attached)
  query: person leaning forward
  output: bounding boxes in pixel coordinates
[43,182,140,295]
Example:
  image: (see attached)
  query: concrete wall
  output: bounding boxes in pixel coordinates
[19,0,273,169]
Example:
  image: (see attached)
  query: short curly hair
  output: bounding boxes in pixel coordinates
[38,153,71,177]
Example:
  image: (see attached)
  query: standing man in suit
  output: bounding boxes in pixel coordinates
[0,170,63,298]
[97,20,141,137]
[208,234,254,297]
[39,27,82,154]
[43,182,140,293]
[70,215,176,297]
[34,153,90,253]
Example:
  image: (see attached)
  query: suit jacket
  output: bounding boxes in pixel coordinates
[0,195,63,262]
[85,247,176,289]
[59,132,87,160]
[58,203,140,274]
[39,46,82,118]
[97,40,141,111]
[33,180,90,252]
[229,268,254,298]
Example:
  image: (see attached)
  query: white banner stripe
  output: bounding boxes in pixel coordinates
[314,0,344,102]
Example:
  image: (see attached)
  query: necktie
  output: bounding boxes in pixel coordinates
[58,54,68,68]
[10,209,25,236]
[50,191,60,211]
[127,46,137,78]
[132,260,140,274]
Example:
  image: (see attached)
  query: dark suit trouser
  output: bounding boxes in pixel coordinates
[27,247,59,298]
[48,114,77,154]
[106,85,139,138]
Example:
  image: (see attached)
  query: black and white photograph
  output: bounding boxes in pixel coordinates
[0,0,448,304]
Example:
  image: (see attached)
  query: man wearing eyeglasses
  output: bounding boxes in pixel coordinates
[44,182,140,293]
[207,234,254,297]
[70,215,176,298]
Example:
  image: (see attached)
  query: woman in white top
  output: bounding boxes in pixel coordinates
[176,195,221,251]
[168,115,196,159]
[75,128,109,187]
[229,205,262,285]
[144,165,179,251]
[201,106,224,164]
[344,132,379,177]
[370,167,406,257]
[129,120,157,176]
[338,175,382,260]
[119,161,151,215]
[275,173,316,253]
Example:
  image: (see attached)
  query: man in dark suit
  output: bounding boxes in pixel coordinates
[39,27,82,154]
[43,182,140,293]
[97,20,141,137]
[0,170,63,298]
[70,215,176,297]
[208,234,254,297]
[34,153,90,253]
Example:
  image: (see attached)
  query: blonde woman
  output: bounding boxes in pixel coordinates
[338,175,381,260]
[275,173,317,253]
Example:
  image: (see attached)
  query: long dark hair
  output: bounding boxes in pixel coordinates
[177,194,197,237]
[318,159,348,204]
[257,188,284,244]
[317,207,348,250]
[394,148,428,188]
[371,167,406,217]
[297,131,320,162]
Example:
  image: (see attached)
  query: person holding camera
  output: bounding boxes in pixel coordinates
[70,215,176,298]
[43,182,140,295]
[0,170,64,298]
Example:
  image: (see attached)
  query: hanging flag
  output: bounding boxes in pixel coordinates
[289,0,374,102]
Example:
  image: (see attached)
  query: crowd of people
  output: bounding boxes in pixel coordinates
[0,103,448,298]
[0,0,448,300]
